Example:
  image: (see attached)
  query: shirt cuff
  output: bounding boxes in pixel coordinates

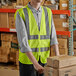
[20,44,32,53]
[50,41,58,46]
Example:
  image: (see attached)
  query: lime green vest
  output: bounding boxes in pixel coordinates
[15,5,52,64]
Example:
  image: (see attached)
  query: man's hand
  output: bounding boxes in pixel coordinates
[33,63,44,74]
[26,51,44,74]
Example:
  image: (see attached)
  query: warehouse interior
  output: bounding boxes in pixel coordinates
[0,0,76,76]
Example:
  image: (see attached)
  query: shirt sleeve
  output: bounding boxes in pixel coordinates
[15,12,32,53]
[50,15,58,45]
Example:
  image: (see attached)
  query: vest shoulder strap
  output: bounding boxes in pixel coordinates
[14,6,27,21]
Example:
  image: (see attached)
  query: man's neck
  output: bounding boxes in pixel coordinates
[30,1,41,10]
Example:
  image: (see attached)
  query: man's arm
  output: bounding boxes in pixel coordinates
[26,52,44,73]
[50,15,60,56]
[51,44,59,56]
[15,12,44,74]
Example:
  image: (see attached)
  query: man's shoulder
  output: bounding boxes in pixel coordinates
[16,6,27,13]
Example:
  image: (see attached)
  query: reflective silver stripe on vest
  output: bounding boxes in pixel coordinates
[31,47,50,52]
[40,35,50,39]
[23,8,38,39]
[31,48,39,52]
[28,35,38,39]
[40,47,50,52]
[40,7,50,39]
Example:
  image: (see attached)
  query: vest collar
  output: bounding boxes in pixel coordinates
[28,2,42,13]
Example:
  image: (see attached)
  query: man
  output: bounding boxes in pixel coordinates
[15,0,59,76]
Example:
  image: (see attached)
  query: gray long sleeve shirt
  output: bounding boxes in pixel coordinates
[15,3,58,53]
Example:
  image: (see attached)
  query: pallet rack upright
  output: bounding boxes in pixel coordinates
[69,0,76,55]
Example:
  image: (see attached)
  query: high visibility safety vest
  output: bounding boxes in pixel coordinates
[15,5,52,64]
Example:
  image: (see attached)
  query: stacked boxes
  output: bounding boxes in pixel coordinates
[73,0,76,9]
[0,13,9,28]
[53,14,69,31]
[1,33,13,41]
[12,34,18,44]
[51,38,68,56]
[8,13,15,29]
[10,34,19,63]
[0,33,19,63]
[44,55,76,76]
[0,33,13,62]
[0,13,15,29]
[17,0,23,6]
[17,0,31,6]
[0,47,10,62]
[11,34,18,49]
[10,48,17,63]
[0,0,45,8]
[59,0,69,10]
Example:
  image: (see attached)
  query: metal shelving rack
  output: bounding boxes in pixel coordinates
[0,9,71,37]
[69,0,76,55]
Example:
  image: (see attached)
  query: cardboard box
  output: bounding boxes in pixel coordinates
[17,0,23,5]
[11,42,18,49]
[2,41,11,48]
[44,1,51,5]
[10,52,16,62]
[59,48,68,55]
[0,55,9,63]
[73,0,76,5]
[12,34,18,44]
[74,41,76,49]
[47,55,76,69]
[0,47,10,55]
[12,2,17,8]
[51,48,68,56]
[53,15,69,31]
[44,66,57,76]
[58,38,67,49]
[54,18,67,26]
[44,4,58,10]
[16,51,19,65]
[2,4,14,8]
[59,0,69,10]
[11,48,18,53]
[8,13,15,29]
[1,33,13,41]
[44,66,76,76]
[0,13,9,28]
